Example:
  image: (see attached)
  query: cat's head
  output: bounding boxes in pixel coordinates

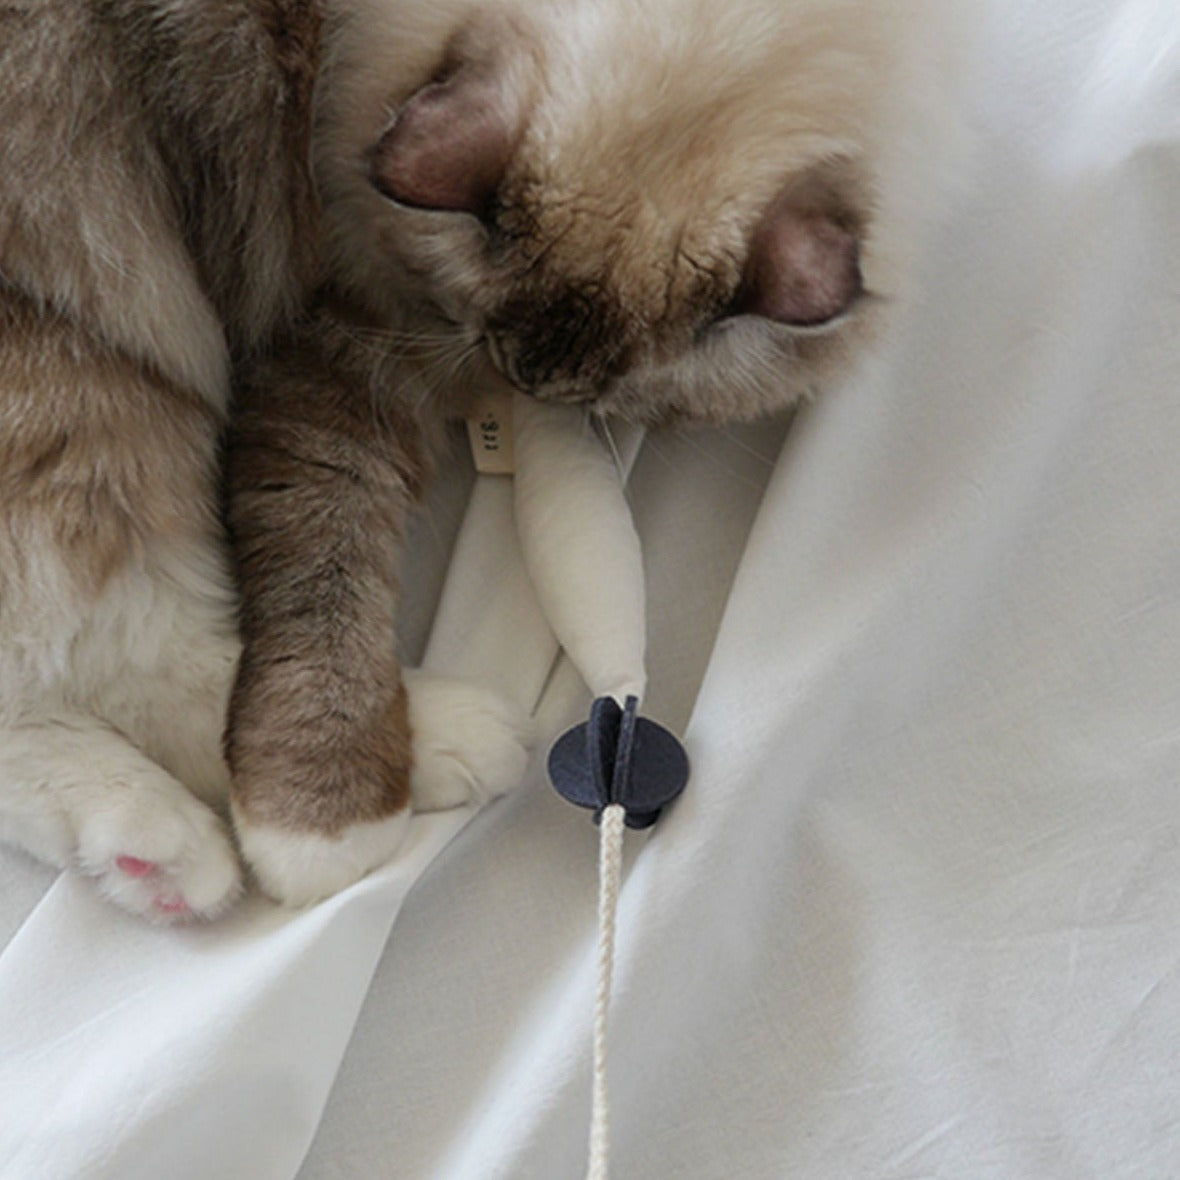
[323,0,942,423]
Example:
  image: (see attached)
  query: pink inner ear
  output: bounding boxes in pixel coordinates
[370,69,514,216]
[742,203,862,327]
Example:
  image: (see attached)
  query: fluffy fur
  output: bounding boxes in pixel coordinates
[317,0,959,418]
[1,0,961,914]
[226,0,962,904]
[0,0,328,918]
[0,0,527,917]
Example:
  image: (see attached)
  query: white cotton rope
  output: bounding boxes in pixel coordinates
[589,802,627,1180]
[504,394,650,1178]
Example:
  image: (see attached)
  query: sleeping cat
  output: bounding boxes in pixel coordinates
[225,0,961,903]
[0,0,324,919]
[0,0,957,916]
[0,0,528,919]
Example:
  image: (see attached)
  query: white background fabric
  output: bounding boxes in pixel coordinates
[3,1,1180,1176]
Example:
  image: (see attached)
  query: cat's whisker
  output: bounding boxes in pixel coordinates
[692,431,778,492]
[331,316,465,362]
[596,416,627,484]
[716,423,784,469]
[655,427,770,494]
[360,330,460,364]
[364,326,460,348]
[421,342,485,415]
[633,429,680,474]
[373,335,481,420]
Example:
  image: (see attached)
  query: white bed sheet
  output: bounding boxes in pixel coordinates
[3,1,1180,1177]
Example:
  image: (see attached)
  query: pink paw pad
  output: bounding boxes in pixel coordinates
[116,855,158,878]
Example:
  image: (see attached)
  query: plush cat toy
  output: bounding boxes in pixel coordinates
[513,395,647,709]
[497,392,690,826]
[494,392,689,1180]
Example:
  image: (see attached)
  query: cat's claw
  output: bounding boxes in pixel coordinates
[405,671,533,812]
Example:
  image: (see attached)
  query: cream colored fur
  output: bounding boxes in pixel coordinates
[235,671,532,904]
[1,0,965,916]
[0,531,244,920]
[320,0,966,421]
[0,0,528,918]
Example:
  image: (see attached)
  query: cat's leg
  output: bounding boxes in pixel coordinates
[230,669,530,906]
[103,579,241,811]
[225,321,530,906]
[0,713,241,921]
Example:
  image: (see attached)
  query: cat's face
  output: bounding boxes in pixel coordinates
[325,0,937,423]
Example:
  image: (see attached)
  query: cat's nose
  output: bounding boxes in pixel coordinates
[485,329,568,397]
[490,293,630,395]
[483,332,530,393]
[482,333,609,406]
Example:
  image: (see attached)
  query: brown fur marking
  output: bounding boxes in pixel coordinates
[0,287,221,591]
[225,301,428,832]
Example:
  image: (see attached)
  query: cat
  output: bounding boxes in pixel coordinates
[0,0,527,920]
[0,0,326,919]
[225,0,962,904]
[0,0,958,916]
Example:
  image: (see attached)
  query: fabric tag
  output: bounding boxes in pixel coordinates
[466,390,515,475]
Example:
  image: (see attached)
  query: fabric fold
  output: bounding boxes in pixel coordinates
[0,412,647,1180]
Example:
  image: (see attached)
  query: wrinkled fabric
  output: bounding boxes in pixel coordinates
[3,2,1180,1177]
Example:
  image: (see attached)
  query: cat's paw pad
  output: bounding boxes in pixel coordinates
[111,857,197,917]
[234,808,413,908]
[405,671,533,812]
[76,792,242,923]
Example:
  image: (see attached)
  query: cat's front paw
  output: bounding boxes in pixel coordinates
[405,671,533,812]
[228,673,530,907]
[75,785,242,923]
[233,808,413,908]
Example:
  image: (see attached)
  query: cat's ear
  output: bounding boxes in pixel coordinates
[739,192,863,328]
[369,54,522,217]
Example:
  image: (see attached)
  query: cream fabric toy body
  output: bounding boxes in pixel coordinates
[513,394,646,708]
[505,392,689,1180]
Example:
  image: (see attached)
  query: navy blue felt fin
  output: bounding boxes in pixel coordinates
[548,696,690,829]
